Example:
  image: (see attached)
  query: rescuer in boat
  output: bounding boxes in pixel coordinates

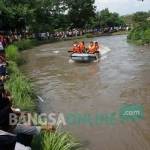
[88,41,101,53]
[95,42,100,51]
[95,41,101,59]
[88,41,97,54]
[79,41,86,53]
[87,41,101,61]
[71,41,81,53]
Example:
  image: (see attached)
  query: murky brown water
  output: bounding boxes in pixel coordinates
[22,35,150,150]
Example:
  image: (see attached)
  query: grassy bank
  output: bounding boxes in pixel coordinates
[127,22,150,45]
[5,43,81,150]
[13,38,56,51]
[5,45,36,111]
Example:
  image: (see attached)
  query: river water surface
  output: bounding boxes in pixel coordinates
[22,35,150,150]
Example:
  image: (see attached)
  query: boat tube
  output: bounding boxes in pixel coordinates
[71,53,97,62]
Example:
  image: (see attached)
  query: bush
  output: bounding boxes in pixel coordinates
[143,29,150,44]
[14,39,37,51]
[5,45,20,63]
[14,38,56,51]
[128,27,143,40]
[128,23,150,45]
[84,33,94,38]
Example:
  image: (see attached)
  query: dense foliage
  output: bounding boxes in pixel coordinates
[0,0,95,31]
[92,9,125,29]
[67,0,96,28]
[128,11,150,45]
[0,0,125,32]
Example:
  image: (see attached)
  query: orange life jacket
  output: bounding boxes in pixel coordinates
[72,44,81,53]
[79,42,85,52]
[88,45,96,54]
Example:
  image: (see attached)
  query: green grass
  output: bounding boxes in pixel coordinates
[32,131,81,150]
[84,33,94,38]
[14,39,37,51]
[128,22,150,45]
[5,44,35,111]
[5,45,20,63]
[42,132,81,150]
[14,38,56,51]
[6,61,35,111]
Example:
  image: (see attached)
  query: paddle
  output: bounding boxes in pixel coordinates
[68,50,73,53]
[95,51,100,54]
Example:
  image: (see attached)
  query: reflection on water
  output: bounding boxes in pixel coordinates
[21,35,150,150]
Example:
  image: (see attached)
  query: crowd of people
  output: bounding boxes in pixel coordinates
[0,36,55,150]
[53,29,84,39]
[0,26,129,44]
[70,41,101,54]
[0,29,85,44]
[0,32,34,46]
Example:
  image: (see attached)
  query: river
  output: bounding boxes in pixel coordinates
[21,35,150,150]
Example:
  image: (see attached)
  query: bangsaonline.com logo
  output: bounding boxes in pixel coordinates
[9,104,144,126]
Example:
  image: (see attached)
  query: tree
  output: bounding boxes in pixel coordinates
[128,11,150,45]
[0,0,35,31]
[0,0,68,32]
[122,15,133,26]
[67,0,96,28]
[132,12,149,24]
[92,9,125,29]
[31,0,68,32]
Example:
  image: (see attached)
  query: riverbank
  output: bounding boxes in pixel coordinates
[127,22,150,45]
[5,43,81,150]
[5,45,36,111]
